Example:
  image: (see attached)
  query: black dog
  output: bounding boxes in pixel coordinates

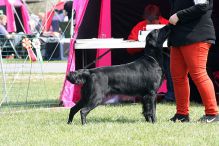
[67,25,171,125]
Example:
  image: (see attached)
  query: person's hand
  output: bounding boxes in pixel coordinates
[169,13,179,25]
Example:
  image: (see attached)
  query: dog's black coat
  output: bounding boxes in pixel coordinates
[67,25,171,125]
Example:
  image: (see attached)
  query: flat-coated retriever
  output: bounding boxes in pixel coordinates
[67,25,171,125]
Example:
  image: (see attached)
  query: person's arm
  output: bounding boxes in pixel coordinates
[0,25,13,39]
[127,21,145,54]
[128,25,140,41]
[0,25,8,35]
[177,0,212,23]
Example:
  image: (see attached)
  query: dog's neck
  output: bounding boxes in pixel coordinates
[145,55,159,65]
[144,49,163,67]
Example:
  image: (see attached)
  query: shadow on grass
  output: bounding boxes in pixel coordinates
[0,99,60,110]
[87,116,143,124]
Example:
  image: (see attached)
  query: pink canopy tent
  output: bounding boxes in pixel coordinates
[60,0,112,107]
[60,0,170,107]
[0,0,31,34]
[42,1,65,32]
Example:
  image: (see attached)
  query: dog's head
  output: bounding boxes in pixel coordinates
[144,24,171,57]
[66,69,90,85]
[145,24,171,49]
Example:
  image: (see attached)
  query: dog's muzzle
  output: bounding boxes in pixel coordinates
[66,73,76,84]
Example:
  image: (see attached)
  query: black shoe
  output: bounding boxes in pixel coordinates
[198,115,219,123]
[170,114,190,123]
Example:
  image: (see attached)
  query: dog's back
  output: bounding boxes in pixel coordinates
[88,56,163,97]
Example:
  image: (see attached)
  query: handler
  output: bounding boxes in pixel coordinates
[168,0,219,123]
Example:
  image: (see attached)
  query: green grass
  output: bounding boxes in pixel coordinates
[0,103,218,146]
[0,73,64,110]
[1,64,218,145]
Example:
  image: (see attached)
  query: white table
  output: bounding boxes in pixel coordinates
[73,38,167,68]
[59,38,168,49]
[75,38,167,49]
[60,38,71,43]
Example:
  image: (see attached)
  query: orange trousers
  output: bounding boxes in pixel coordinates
[170,42,218,116]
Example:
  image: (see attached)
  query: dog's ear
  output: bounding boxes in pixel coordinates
[80,69,90,84]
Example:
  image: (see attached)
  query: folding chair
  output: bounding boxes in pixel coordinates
[0,35,21,58]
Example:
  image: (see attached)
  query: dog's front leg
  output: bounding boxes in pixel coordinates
[80,96,103,125]
[141,93,157,123]
[67,99,86,124]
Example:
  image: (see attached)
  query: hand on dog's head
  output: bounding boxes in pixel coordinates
[146,24,171,48]
[144,24,171,57]
[66,69,90,85]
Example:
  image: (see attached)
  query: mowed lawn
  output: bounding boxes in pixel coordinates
[0,103,218,146]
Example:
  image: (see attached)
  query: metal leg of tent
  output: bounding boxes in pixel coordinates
[85,50,87,67]
[9,40,21,59]
[82,49,88,69]
[2,40,20,59]
[0,47,8,105]
[82,50,85,68]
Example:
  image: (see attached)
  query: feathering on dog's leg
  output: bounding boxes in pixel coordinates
[142,93,157,123]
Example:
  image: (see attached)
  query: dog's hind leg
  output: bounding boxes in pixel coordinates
[80,95,103,125]
[141,92,157,123]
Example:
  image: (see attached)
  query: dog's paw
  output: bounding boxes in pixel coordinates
[67,120,72,125]
[145,115,156,123]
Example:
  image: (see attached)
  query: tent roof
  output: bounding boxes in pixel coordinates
[0,0,31,33]
[0,0,23,6]
[42,1,65,31]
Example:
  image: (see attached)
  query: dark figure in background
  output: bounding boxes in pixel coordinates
[51,9,65,32]
[168,0,219,123]
[64,1,73,20]
[127,4,175,102]
[0,15,11,36]
[127,4,169,56]
[0,14,22,46]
